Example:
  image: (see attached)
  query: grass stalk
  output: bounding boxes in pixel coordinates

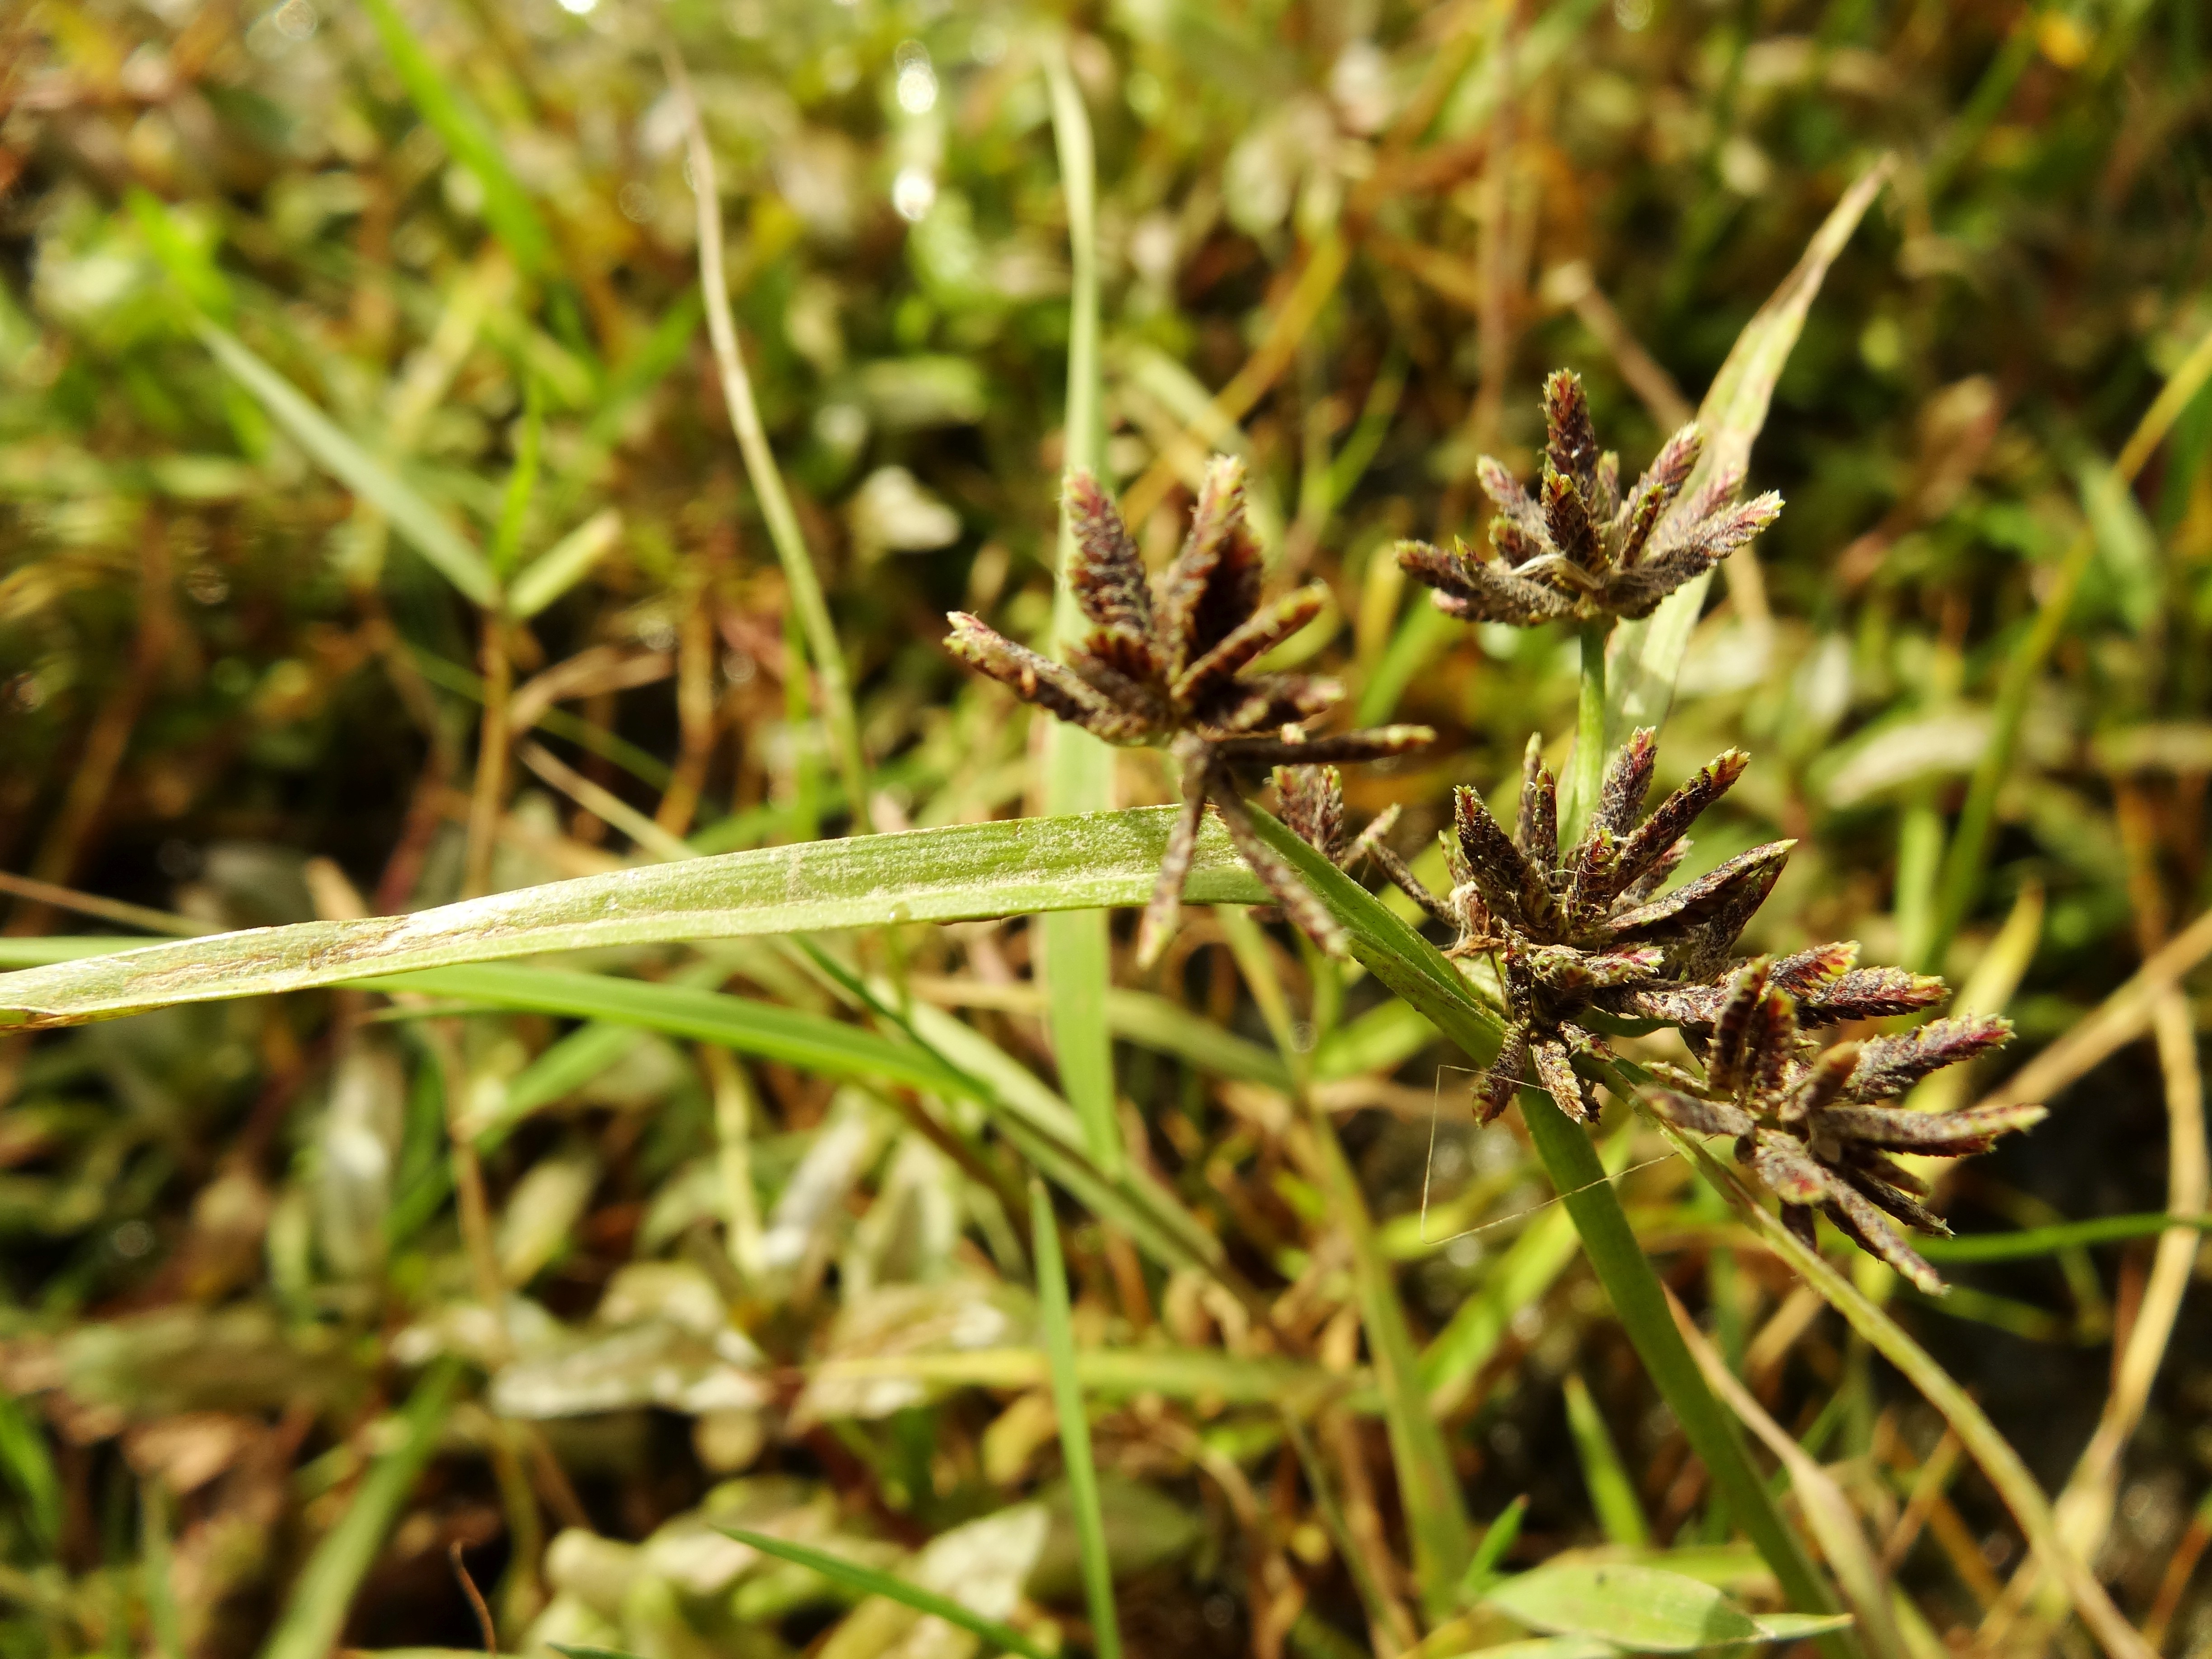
[259,1359,461,1659]
[140,1478,186,1659]
[1518,1086,1851,1655]
[666,47,872,834]
[1038,38,1121,1179]
[1561,616,1612,844]
[463,613,511,899]
[1030,1176,1122,1659]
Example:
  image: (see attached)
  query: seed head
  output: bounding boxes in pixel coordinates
[945,458,1432,965]
[1397,370,1781,627]
[1643,959,2042,1293]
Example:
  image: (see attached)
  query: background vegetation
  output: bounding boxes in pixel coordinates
[2,0,2212,1655]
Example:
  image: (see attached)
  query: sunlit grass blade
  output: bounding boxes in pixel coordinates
[1605,158,1893,751]
[1031,1177,1122,1659]
[0,1385,61,1553]
[0,810,1266,1028]
[1658,1124,2154,1659]
[356,0,557,282]
[260,1360,461,1659]
[716,1527,1058,1659]
[1039,35,1121,1179]
[190,317,497,606]
[508,506,621,620]
[805,1346,1354,1411]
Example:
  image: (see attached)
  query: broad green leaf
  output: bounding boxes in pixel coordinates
[716,1527,1057,1659]
[192,317,497,606]
[1604,158,1893,752]
[1486,1563,1762,1652]
[0,809,1265,1029]
[357,0,556,279]
[508,506,622,619]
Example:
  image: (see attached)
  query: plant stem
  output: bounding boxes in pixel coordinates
[1562,616,1612,844]
[667,47,872,835]
[1031,1177,1122,1659]
[463,610,510,899]
[1518,1086,1851,1658]
[1038,38,1121,1180]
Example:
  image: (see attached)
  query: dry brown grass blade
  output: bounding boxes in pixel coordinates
[1987,790,2207,1642]
[1973,901,2212,1113]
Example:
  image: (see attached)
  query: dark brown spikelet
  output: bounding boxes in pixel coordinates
[1406,730,1790,1135]
[1640,959,2044,1293]
[945,459,1434,969]
[1397,369,1783,626]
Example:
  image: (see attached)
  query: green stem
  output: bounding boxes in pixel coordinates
[1563,617,1612,844]
[1031,1177,1122,1659]
[1518,1086,1851,1658]
[671,48,872,835]
[1038,38,1121,1179]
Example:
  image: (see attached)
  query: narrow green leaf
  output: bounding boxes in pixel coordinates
[260,1360,461,1659]
[192,317,497,606]
[508,506,622,619]
[1756,1614,1860,1641]
[0,1385,61,1552]
[1039,37,1120,1181]
[1916,1212,2212,1261]
[716,1527,1058,1659]
[141,1479,186,1659]
[804,1346,1352,1411]
[1031,1179,1122,1659]
[1563,1373,1651,1547]
[552,1646,648,1659]
[0,810,1265,1029]
[490,373,543,578]
[1604,159,1892,752]
[356,0,556,278]
[1487,1562,1762,1652]
[1462,1495,1528,1594]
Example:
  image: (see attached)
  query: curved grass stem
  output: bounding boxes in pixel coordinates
[665,46,872,836]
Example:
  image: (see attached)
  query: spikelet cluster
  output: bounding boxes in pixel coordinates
[1397,370,1781,626]
[946,456,1431,965]
[1643,959,2043,1292]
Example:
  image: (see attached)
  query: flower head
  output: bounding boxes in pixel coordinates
[1397,370,1781,626]
[1436,728,1792,1124]
[1644,958,2044,1293]
[946,456,1431,965]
